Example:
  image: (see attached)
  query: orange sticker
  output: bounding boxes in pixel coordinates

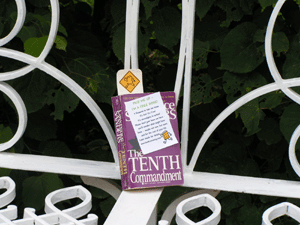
[119,71,140,93]
[162,131,170,140]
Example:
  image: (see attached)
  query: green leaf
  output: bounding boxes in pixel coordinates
[215,0,246,25]
[74,139,114,162]
[138,23,151,56]
[220,22,264,73]
[99,197,116,217]
[58,23,68,37]
[257,118,282,145]
[55,35,67,51]
[141,0,159,20]
[254,142,286,172]
[89,186,110,199]
[158,186,187,213]
[24,36,48,57]
[0,20,4,37]
[223,72,267,104]
[31,14,51,34]
[194,21,228,51]
[8,70,55,113]
[112,24,125,62]
[152,7,181,51]
[193,39,210,70]
[258,0,278,8]
[191,74,220,106]
[80,0,94,8]
[0,0,7,15]
[237,204,261,224]
[240,0,256,15]
[25,109,57,141]
[40,141,72,158]
[208,143,246,174]
[239,158,261,176]
[17,26,37,43]
[272,32,289,55]
[253,29,265,43]
[47,86,80,121]
[61,58,116,105]
[238,99,265,136]
[22,174,64,211]
[260,91,284,109]
[0,124,13,143]
[0,124,14,176]
[196,0,216,19]
[283,33,300,80]
[111,0,126,26]
[294,0,300,8]
[280,104,300,146]
[219,194,240,215]
[27,0,50,8]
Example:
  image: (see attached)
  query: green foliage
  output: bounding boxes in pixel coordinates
[24,36,48,57]
[22,174,64,211]
[151,7,182,51]
[220,22,264,73]
[2,0,300,223]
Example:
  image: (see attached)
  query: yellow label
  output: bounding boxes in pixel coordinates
[119,71,140,93]
[162,131,170,140]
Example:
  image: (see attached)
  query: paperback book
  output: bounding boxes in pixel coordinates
[112,92,184,190]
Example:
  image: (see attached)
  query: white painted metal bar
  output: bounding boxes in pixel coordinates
[262,202,300,225]
[176,0,196,169]
[188,81,287,172]
[0,153,120,179]
[3,0,300,224]
[124,0,140,69]
[289,124,300,178]
[265,0,300,105]
[0,0,26,47]
[105,1,196,224]
[0,206,18,222]
[0,50,119,167]
[0,83,27,151]
[183,172,300,199]
[81,177,122,200]
[104,188,163,225]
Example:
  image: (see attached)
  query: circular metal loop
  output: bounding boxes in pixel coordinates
[45,185,92,219]
[0,82,27,151]
[288,124,300,177]
[0,176,16,208]
[262,202,300,225]
[0,0,60,81]
[175,194,221,225]
[0,0,26,47]
[265,0,300,104]
[0,0,118,162]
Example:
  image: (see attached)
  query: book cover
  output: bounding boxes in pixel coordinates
[112,92,184,190]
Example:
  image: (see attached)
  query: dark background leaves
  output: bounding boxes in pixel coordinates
[1,0,300,224]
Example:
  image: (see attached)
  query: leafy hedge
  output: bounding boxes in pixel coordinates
[1,0,300,224]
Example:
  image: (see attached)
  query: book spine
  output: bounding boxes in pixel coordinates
[112,96,129,190]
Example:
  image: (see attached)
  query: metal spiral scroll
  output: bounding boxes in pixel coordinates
[0,0,118,164]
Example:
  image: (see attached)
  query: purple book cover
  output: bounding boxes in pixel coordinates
[112,92,184,190]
